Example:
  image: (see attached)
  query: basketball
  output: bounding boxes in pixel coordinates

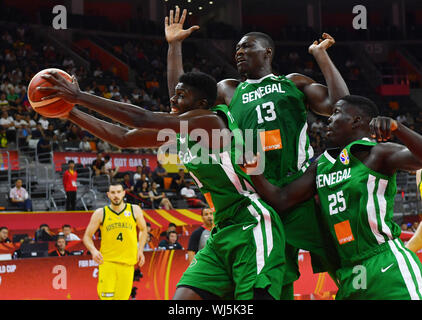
[27,68,75,118]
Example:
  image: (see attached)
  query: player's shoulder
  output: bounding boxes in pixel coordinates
[217,78,241,89]
[285,73,315,86]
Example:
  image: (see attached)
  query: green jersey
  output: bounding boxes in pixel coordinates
[316,138,402,266]
[229,74,313,187]
[176,104,259,225]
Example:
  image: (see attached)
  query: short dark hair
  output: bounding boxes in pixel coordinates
[68,160,75,164]
[179,72,217,108]
[0,226,8,232]
[168,223,177,228]
[109,182,124,190]
[340,95,379,119]
[62,224,71,229]
[167,230,178,238]
[201,207,211,216]
[243,31,275,56]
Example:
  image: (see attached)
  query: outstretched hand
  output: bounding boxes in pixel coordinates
[308,33,335,55]
[370,116,398,142]
[37,70,81,104]
[165,7,200,44]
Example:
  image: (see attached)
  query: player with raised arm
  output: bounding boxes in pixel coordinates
[165,7,349,298]
[83,183,148,300]
[38,71,286,300]
[245,95,422,299]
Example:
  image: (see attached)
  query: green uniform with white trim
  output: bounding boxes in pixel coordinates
[176,104,286,300]
[229,74,340,294]
[317,139,422,299]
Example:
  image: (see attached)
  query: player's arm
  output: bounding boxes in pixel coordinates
[287,33,349,116]
[66,107,174,149]
[83,208,104,264]
[165,7,199,97]
[406,222,422,253]
[133,205,148,268]
[216,79,241,106]
[370,117,422,174]
[246,156,318,215]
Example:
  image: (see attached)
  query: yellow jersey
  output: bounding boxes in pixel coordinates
[100,203,138,265]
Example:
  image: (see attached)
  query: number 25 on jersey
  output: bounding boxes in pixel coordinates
[328,191,347,215]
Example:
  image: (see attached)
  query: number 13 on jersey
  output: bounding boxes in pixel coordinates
[256,101,276,124]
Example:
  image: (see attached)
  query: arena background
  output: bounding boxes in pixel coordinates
[0,0,422,300]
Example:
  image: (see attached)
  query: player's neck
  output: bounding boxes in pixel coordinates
[246,66,273,80]
[110,202,126,212]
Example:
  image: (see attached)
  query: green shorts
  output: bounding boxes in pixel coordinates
[335,239,422,300]
[177,196,286,300]
[281,198,341,286]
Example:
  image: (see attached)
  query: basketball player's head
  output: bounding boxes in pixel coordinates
[235,32,275,77]
[201,207,214,228]
[170,72,217,114]
[327,95,379,148]
[107,183,125,206]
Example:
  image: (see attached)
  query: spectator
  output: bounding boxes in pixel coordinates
[180,181,207,208]
[97,139,112,153]
[91,152,105,176]
[104,154,119,181]
[37,134,52,163]
[0,127,7,148]
[48,235,70,256]
[61,224,80,241]
[137,181,152,208]
[160,222,177,237]
[143,233,155,252]
[9,179,32,211]
[0,226,11,243]
[63,160,78,211]
[79,135,92,152]
[35,224,54,241]
[122,172,138,204]
[141,158,152,180]
[149,181,173,210]
[0,111,16,143]
[158,231,183,250]
[152,162,168,188]
[38,116,49,130]
[187,207,214,263]
[170,168,185,192]
[133,165,143,184]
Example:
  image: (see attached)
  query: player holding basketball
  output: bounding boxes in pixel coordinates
[165,7,349,298]
[38,71,286,300]
[83,183,148,300]
[245,95,422,299]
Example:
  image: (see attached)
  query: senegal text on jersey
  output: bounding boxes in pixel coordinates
[242,83,285,104]
[316,168,351,188]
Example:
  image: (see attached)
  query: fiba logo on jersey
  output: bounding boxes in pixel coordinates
[340,149,350,165]
[124,211,131,217]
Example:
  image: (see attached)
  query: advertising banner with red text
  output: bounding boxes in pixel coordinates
[53,152,158,172]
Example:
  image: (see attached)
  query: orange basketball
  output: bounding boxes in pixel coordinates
[28,68,75,118]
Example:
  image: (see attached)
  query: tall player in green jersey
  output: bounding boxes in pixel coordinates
[165,7,349,297]
[37,71,286,300]
[246,95,422,299]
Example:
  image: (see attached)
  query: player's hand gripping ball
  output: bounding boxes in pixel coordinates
[28,68,75,118]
